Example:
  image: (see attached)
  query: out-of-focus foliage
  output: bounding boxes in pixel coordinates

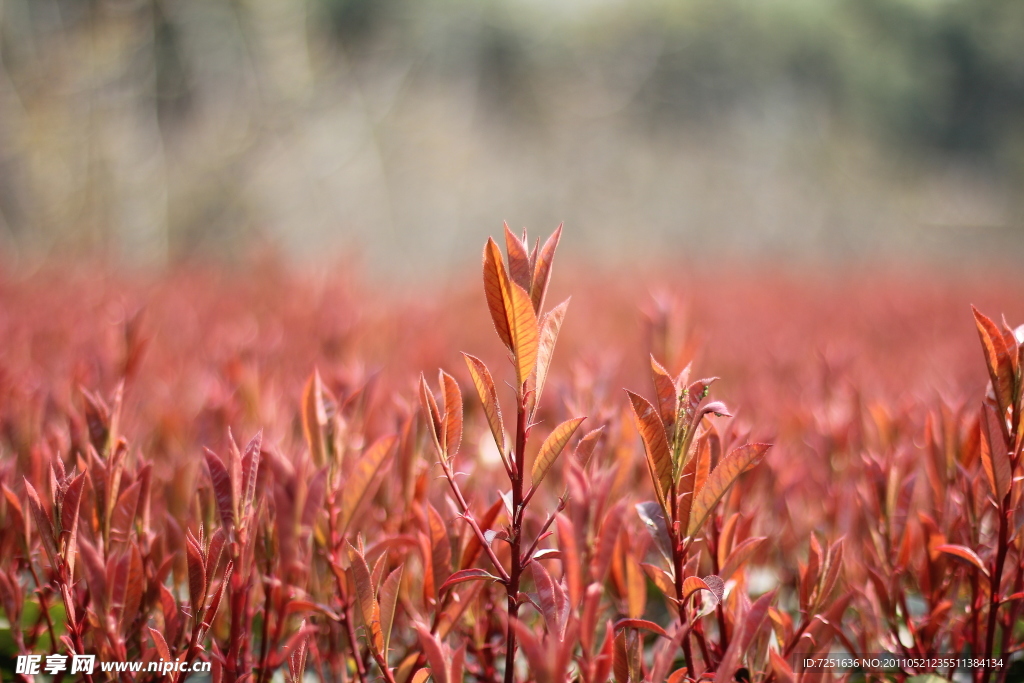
[0,0,1021,267]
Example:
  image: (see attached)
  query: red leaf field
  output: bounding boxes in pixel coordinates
[0,228,1022,683]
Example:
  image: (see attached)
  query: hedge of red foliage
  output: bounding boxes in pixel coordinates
[0,228,1022,683]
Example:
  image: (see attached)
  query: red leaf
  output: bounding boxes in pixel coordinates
[504,222,533,293]
[414,624,450,683]
[60,472,87,537]
[531,224,562,313]
[531,416,586,493]
[149,627,171,662]
[463,354,506,454]
[651,356,678,431]
[439,371,463,458]
[483,237,514,352]
[531,561,562,636]
[687,443,770,536]
[419,375,445,458]
[626,391,673,511]
[204,449,235,531]
[973,306,1015,425]
[614,618,670,639]
[110,479,141,544]
[573,426,604,468]
[379,565,403,656]
[240,429,263,520]
[338,435,397,537]
[936,544,989,577]
[720,537,767,581]
[534,299,570,412]
[185,531,207,614]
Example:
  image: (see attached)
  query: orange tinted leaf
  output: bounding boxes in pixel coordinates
[687,443,770,536]
[150,627,171,662]
[504,222,533,293]
[641,563,675,597]
[463,354,505,453]
[531,224,562,313]
[627,391,673,510]
[338,435,397,537]
[720,537,767,581]
[508,281,540,387]
[483,237,514,351]
[302,370,328,467]
[615,618,670,639]
[531,417,586,491]
[936,544,989,577]
[681,576,719,605]
[973,306,1015,419]
[573,426,604,467]
[440,371,463,458]
[980,407,1011,501]
[625,554,646,619]
[651,356,678,431]
[380,565,403,655]
[349,546,382,651]
[534,298,570,412]
[592,501,625,583]
[414,624,450,683]
[439,568,501,593]
[419,375,444,458]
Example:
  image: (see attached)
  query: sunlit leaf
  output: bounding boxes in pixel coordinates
[531,224,562,313]
[935,544,989,577]
[505,223,533,293]
[973,306,1015,423]
[463,354,505,453]
[440,370,463,458]
[627,391,673,510]
[509,281,540,388]
[531,417,586,492]
[439,568,501,593]
[338,435,397,537]
[614,618,670,638]
[483,237,514,352]
[687,443,770,536]
[651,356,678,431]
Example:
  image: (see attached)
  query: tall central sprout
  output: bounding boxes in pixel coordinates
[420,225,585,683]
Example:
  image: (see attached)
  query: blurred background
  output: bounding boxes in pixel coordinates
[0,0,1022,276]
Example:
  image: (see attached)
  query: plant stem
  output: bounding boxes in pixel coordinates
[440,462,510,583]
[504,389,528,683]
[672,545,695,680]
[983,498,1010,683]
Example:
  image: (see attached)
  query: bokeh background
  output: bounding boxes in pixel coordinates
[0,0,1022,276]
